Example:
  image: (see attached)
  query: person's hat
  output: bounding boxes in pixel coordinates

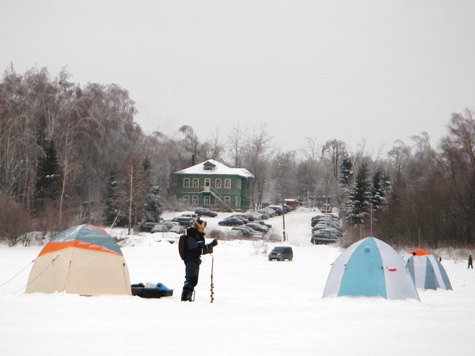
[194,219,207,230]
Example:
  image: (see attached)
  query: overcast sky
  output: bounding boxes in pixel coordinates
[2,1,475,155]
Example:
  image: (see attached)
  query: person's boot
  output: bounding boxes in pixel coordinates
[181,288,193,302]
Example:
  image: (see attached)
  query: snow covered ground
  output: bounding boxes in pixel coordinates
[1,208,474,355]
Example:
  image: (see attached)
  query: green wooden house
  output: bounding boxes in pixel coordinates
[175,160,254,211]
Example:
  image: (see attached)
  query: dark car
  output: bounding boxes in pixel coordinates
[311,214,340,226]
[151,221,185,234]
[172,216,194,227]
[230,226,255,238]
[139,222,157,232]
[268,246,293,261]
[312,223,341,233]
[245,222,269,233]
[267,205,283,215]
[255,210,270,219]
[218,217,244,226]
[257,220,272,229]
[229,214,249,223]
[310,229,339,244]
[195,208,218,217]
[240,213,255,222]
[150,223,169,233]
[311,218,339,227]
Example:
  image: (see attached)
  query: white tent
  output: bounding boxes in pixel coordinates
[403,248,452,290]
[26,225,131,295]
[323,236,420,301]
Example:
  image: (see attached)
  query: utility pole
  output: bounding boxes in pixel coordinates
[370,207,373,237]
[282,202,286,242]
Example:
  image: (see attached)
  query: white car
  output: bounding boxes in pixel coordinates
[180,213,199,220]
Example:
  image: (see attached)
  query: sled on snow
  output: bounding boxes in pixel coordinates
[131,283,173,298]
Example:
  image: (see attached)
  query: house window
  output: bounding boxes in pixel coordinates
[236,196,241,207]
[192,195,198,205]
[237,179,242,189]
[204,178,211,187]
[183,178,190,187]
[183,196,190,204]
[215,179,222,188]
[224,179,231,189]
[204,196,210,205]
[192,178,199,188]
[224,196,231,205]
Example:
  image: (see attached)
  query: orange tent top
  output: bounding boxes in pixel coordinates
[407,248,431,256]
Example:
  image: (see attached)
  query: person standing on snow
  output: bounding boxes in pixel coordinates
[181,219,217,301]
[468,255,473,269]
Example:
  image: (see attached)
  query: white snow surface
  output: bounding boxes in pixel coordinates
[1,208,474,356]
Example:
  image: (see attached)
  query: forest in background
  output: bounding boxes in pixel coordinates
[1,66,474,248]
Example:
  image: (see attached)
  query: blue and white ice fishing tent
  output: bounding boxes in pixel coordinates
[323,236,420,301]
[403,249,452,290]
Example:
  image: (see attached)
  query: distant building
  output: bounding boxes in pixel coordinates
[175,160,254,211]
[284,199,299,209]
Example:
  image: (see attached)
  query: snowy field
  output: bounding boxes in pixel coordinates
[1,208,474,356]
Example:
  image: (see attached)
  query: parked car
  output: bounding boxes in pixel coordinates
[154,220,185,234]
[161,221,181,230]
[240,213,255,222]
[255,210,270,219]
[267,205,283,215]
[282,205,292,213]
[268,246,293,261]
[195,208,218,217]
[250,211,264,220]
[139,222,157,232]
[230,226,255,238]
[172,216,194,227]
[245,222,269,233]
[180,213,199,220]
[218,217,244,226]
[169,225,185,234]
[311,229,339,244]
[151,223,169,233]
[229,214,249,223]
[263,208,276,217]
[311,214,340,227]
[312,222,341,232]
[311,213,339,222]
[257,220,272,229]
[232,226,263,238]
[152,221,186,233]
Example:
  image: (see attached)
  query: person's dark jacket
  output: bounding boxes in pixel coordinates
[184,227,206,262]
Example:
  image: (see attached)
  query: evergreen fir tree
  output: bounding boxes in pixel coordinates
[344,163,372,227]
[104,170,123,226]
[370,168,384,211]
[370,168,391,215]
[339,157,354,196]
[142,185,162,222]
[33,138,62,214]
[337,157,354,209]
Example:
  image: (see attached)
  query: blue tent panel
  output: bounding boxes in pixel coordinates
[435,259,453,290]
[338,237,386,298]
[406,257,415,285]
[424,260,438,289]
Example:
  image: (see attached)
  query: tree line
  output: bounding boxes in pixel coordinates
[0,66,474,248]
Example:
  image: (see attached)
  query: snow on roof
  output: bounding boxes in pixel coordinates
[175,159,254,178]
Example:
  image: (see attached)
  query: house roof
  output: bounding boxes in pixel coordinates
[175,159,254,178]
